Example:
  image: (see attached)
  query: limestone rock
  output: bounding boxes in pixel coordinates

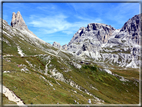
[67,14,141,68]
[11,11,28,30]
[120,14,141,34]
[62,44,68,50]
[67,23,115,58]
[120,14,141,45]
[52,42,61,49]
[68,23,115,46]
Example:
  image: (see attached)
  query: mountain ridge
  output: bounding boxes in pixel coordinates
[1,11,140,105]
[62,13,141,68]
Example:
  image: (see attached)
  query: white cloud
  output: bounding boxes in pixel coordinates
[28,12,103,36]
[29,14,69,30]
[76,15,103,23]
[29,14,70,34]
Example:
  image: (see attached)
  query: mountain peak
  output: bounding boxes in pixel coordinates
[87,23,115,31]
[120,14,141,34]
[11,11,28,30]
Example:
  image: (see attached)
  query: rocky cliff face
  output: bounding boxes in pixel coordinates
[120,14,141,45]
[67,14,141,68]
[11,11,28,30]
[68,23,115,46]
[121,14,140,33]
[67,23,115,59]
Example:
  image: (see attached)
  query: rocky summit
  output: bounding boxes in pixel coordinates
[120,14,141,45]
[1,11,140,105]
[66,23,115,60]
[11,11,28,30]
[66,14,141,68]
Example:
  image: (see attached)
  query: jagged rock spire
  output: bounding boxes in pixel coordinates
[11,11,28,30]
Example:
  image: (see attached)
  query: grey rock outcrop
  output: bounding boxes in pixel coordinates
[62,44,68,50]
[67,23,115,59]
[82,42,92,51]
[68,23,115,46]
[67,14,141,68]
[120,14,141,45]
[52,42,61,49]
[120,14,141,33]
[86,23,115,43]
[11,11,28,30]
[101,14,141,68]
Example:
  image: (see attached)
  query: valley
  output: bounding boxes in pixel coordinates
[0,11,140,106]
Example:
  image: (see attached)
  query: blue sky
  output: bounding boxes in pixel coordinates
[3,2,140,45]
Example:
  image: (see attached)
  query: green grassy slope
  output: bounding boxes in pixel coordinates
[3,55,139,104]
